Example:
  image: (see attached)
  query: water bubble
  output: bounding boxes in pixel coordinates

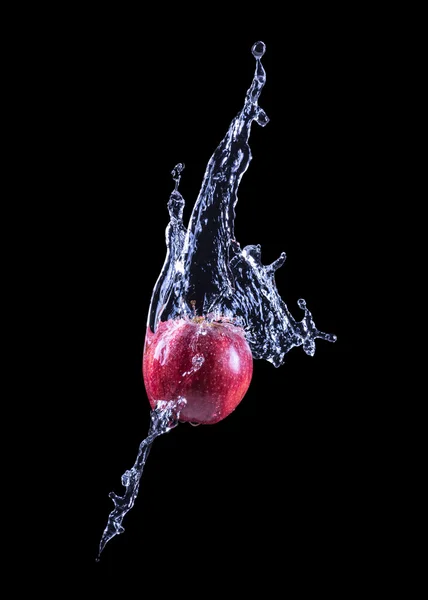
[192,355,205,369]
[297,298,307,310]
[251,41,266,58]
[171,163,185,180]
[255,108,269,127]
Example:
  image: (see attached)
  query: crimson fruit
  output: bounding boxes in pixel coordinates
[143,318,253,424]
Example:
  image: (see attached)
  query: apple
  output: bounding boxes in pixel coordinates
[143,318,253,424]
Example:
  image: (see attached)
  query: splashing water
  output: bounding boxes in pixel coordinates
[148,40,336,364]
[97,398,186,561]
[98,40,336,559]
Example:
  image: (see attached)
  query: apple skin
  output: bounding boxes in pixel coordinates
[143,318,253,424]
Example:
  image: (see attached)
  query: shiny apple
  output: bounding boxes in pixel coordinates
[143,318,253,424]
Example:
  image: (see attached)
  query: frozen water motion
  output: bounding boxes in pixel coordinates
[97,40,336,560]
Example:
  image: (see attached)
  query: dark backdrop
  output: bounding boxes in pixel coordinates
[57,18,373,587]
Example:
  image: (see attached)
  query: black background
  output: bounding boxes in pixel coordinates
[50,14,377,588]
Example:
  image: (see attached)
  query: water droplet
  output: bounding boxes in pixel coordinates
[255,108,269,127]
[121,470,131,486]
[252,41,266,58]
[171,163,185,190]
[192,355,205,369]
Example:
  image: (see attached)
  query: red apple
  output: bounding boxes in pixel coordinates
[143,318,253,424]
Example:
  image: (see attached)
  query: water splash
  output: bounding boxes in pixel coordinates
[97,399,186,560]
[98,40,336,560]
[148,41,336,365]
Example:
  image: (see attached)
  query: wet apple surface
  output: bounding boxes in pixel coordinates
[143,318,253,424]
